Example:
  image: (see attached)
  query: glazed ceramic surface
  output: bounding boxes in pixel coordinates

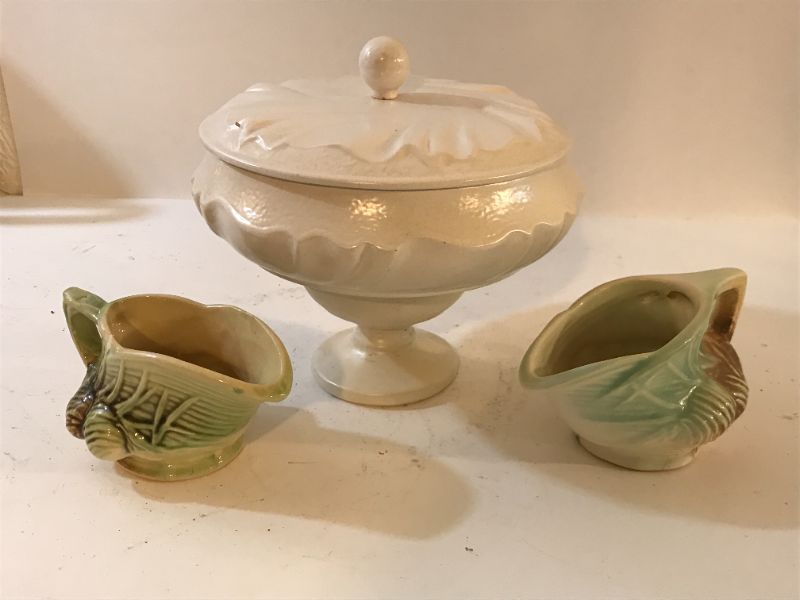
[63,287,292,480]
[519,268,749,471]
[193,36,581,406]
[197,37,570,190]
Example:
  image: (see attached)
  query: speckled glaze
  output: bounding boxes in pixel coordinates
[519,269,749,471]
[193,37,581,406]
[192,154,579,297]
[63,287,292,480]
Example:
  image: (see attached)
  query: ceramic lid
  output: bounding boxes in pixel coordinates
[199,36,571,190]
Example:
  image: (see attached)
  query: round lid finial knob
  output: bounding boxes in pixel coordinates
[358,36,410,100]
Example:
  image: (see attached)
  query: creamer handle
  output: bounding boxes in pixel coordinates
[682,268,747,341]
[63,287,107,365]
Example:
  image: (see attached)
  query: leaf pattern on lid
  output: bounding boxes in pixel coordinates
[214,76,561,165]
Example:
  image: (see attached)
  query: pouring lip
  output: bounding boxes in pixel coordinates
[518,268,747,390]
[96,293,292,399]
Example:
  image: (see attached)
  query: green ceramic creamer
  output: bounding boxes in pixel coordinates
[519,269,748,471]
[63,287,292,480]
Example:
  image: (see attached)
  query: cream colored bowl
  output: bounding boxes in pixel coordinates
[193,36,581,406]
[192,153,580,406]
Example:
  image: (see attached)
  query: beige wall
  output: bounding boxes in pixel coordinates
[2,0,798,215]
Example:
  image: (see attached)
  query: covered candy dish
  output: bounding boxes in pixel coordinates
[193,36,582,406]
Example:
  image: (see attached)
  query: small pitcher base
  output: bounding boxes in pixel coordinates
[578,437,697,471]
[117,436,244,481]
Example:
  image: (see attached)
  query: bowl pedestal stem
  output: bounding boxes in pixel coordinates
[307,288,461,406]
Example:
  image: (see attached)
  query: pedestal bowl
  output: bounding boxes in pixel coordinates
[192,36,582,406]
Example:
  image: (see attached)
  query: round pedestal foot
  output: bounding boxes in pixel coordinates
[312,327,459,407]
[117,436,244,481]
[578,437,697,471]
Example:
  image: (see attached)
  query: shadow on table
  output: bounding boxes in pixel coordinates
[124,403,473,539]
[0,196,153,225]
[425,302,799,530]
[125,292,797,534]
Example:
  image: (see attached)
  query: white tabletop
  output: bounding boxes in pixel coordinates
[1,196,797,600]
